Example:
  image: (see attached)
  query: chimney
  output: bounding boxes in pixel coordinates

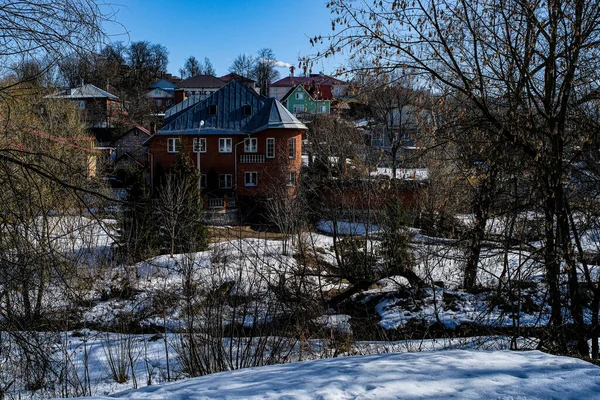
[289,65,295,77]
[150,121,156,134]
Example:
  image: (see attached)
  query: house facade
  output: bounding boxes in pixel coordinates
[147,78,177,113]
[269,74,348,101]
[173,74,226,104]
[147,80,307,221]
[45,83,122,128]
[281,85,330,117]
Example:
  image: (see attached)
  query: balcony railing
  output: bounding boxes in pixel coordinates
[206,197,237,209]
[239,154,265,163]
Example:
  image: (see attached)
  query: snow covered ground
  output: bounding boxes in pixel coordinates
[371,168,429,181]
[77,350,600,400]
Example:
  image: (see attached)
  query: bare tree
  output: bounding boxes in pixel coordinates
[229,54,256,79]
[254,48,280,96]
[180,56,202,79]
[310,0,600,356]
[0,0,115,97]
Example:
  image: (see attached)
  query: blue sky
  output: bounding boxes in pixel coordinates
[104,0,342,78]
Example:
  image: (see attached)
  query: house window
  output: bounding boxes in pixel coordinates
[321,104,327,113]
[193,138,206,153]
[244,138,257,153]
[288,171,297,187]
[208,104,217,115]
[155,90,160,95]
[266,138,275,158]
[243,105,252,116]
[167,138,181,153]
[200,174,207,188]
[157,99,162,107]
[244,172,258,187]
[293,104,305,114]
[79,100,86,109]
[288,137,296,159]
[219,138,232,153]
[219,174,232,189]
[295,92,304,100]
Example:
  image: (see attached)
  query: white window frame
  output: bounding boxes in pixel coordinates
[293,104,305,113]
[167,138,180,153]
[219,174,232,189]
[200,174,207,188]
[193,137,207,153]
[219,138,232,153]
[288,171,297,187]
[244,138,258,153]
[244,171,258,187]
[288,137,296,159]
[266,138,275,158]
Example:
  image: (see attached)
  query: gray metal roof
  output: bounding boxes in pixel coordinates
[158,80,306,136]
[46,83,119,100]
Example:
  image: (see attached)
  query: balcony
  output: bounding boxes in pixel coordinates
[203,196,238,225]
[239,154,265,163]
[206,197,237,209]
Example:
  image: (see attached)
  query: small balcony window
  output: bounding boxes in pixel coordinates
[244,138,257,153]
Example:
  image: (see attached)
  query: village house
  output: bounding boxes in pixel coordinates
[219,73,259,94]
[45,83,123,128]
[146,80,307,223]
[269,73,349,102]
[280,84,331,118]
[147,78,178,114]
[173,74,226,104]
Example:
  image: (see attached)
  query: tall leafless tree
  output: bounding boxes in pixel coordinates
[309,0,600,356]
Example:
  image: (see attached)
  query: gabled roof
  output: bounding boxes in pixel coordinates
[149,78,178,90]
[176,74,226,89]
[281,84,332,103]
[270,74,347,88]
[147,88,174,98]
[126,125,152,136]
[281,84,309,103]
[220,73,256,84]
[46,83,119,100]
[157,80,306,136]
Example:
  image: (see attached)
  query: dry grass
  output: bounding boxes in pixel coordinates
[208,225,287,243]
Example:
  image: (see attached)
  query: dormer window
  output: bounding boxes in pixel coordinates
[208,105,217,115]
[243,105,252,116]
[295,92,304,100]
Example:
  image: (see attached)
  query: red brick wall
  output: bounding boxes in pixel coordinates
[147,128,305,198]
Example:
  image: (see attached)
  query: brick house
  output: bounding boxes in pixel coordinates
[146,80,307,222]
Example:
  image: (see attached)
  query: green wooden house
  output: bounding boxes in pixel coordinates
[281,85,330,116]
